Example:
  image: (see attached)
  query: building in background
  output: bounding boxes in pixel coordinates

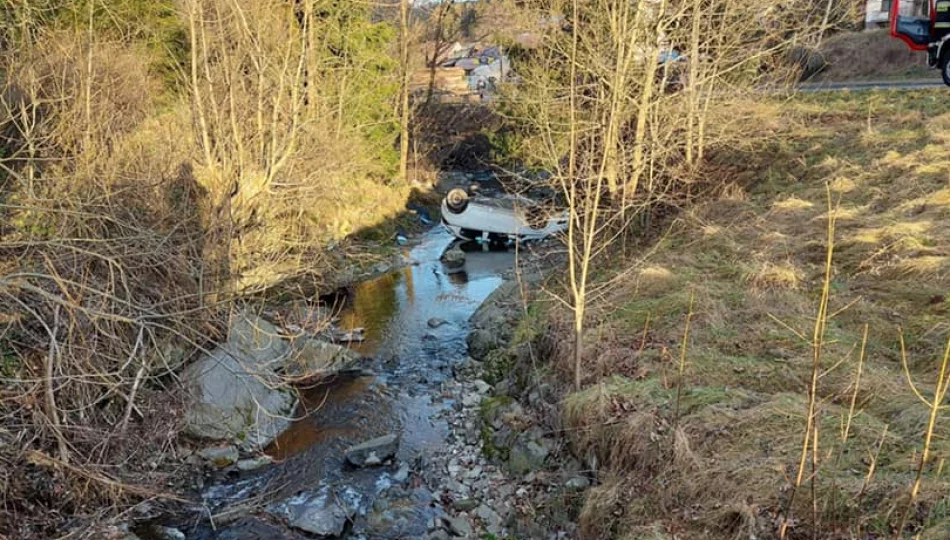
[411,42,511,101]
[866,0,928,28]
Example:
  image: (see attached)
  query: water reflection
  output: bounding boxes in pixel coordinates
[447,271,468,286]
[208,230,516,537]
[338,271,401,354]
[266,232,516,461]
[265,374,386,461]
[403,264,415,307]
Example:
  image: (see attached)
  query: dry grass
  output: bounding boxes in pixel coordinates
[0,16,417,538]
[774,196,815,211]
[813,30,931,82]
[537,90,950,539]
[747,261,803,290]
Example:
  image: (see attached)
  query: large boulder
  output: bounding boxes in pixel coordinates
[467,280,531,361]
[181,312,295,450]
[183,312,362,450]
[182,345,296,450]
[283,338,361,381]
[465,329,498,361]
[227,311,291,368]
[470,281,517,326]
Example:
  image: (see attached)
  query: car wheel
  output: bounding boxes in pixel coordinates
[942,53,950,87]
[445,188,469,214]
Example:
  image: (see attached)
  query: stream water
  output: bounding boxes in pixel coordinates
[183,227,516,539]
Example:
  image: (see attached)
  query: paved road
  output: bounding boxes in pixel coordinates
[799,79,945,92]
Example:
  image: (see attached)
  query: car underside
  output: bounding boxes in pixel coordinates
[440,188,567,244]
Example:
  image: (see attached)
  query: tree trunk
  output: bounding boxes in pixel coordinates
[685,0,702,166]
[574,305,585,389]
[399,0,411,183]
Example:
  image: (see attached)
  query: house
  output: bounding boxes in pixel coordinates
[439,44,511,93]
[411,42,511,100]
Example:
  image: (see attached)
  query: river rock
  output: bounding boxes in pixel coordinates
[283,338,360,380]
[345,433,399,467]
[454,498,479,512]
[476,504,503,534]
[181,313,296,450]
[566,476,591,490]
[197,444,239,468]
[214,516,299,539]
[236,455,274,471]
[290,496,354,537]
[393,463,410,483]
[111,528,143,540]
[148,526,186,540]
[441,246,466,273]
[466,329,498,360]
[443,515,473,537]
[443,478,469,495]
[506,436,550,474]
[461,393,481,407]
[427,317,448,328]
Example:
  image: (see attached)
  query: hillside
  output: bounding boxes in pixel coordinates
[506,90,950,539]
[813,30,931,81]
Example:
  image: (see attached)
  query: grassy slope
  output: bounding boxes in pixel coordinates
[535,90,950,539]
[814,30,931,82]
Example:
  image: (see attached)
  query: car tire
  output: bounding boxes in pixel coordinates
[445,188,469,214]
[942,54,950,87]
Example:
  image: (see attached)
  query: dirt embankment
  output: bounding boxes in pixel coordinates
[812,29,930,81]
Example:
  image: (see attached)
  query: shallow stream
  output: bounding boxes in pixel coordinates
[186,228,515,539]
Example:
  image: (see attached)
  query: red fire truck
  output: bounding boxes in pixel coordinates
[891,0,950,84]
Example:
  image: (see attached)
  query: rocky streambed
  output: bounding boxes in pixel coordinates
[134,228,581,540]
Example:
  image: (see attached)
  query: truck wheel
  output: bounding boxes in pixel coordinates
[942,52,950,87]
[445,188,469,214]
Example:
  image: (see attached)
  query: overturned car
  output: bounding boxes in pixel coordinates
[440,188,567,243]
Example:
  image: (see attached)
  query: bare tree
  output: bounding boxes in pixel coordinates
[506,0,823,389]
[399,0,412,183]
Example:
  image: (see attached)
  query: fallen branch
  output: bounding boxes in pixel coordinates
[26,450,191,503]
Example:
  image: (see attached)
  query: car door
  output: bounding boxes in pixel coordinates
[891,0,935,50]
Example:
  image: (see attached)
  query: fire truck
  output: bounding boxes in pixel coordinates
[891,0,950,84]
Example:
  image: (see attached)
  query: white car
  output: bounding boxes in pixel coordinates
[440,188,568,243]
